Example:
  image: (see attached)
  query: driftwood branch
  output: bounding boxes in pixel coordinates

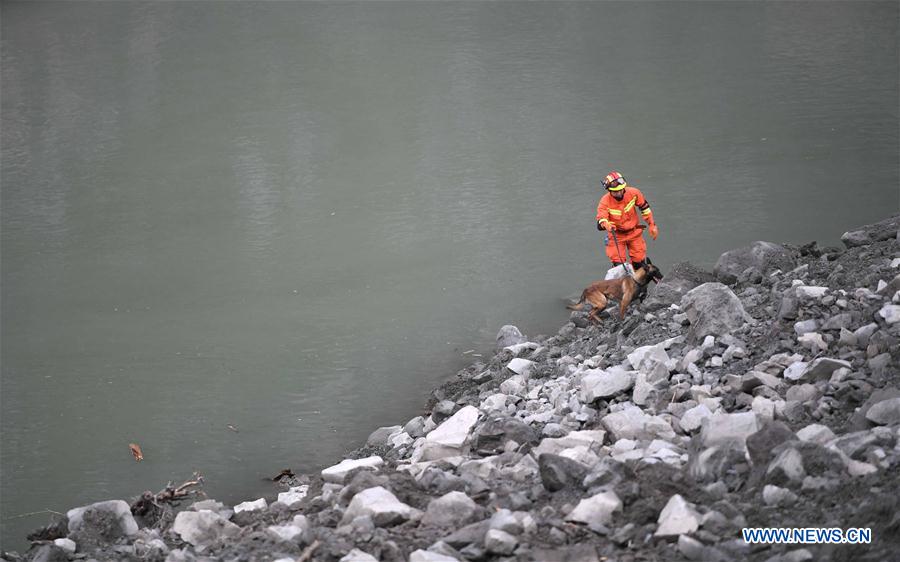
[130,472,205,524]
[297,540,321,562]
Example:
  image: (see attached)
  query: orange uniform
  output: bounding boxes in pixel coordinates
[596,186,655,264]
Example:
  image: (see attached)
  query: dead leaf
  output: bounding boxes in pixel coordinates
[226,424,239,433]
[129,443,144,462]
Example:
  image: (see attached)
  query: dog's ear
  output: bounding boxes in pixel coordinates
[646,257,653,265]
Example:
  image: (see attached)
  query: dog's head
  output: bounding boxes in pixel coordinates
[637,259,664,284]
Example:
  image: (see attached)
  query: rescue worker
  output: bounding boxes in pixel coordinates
[596,170,659,272]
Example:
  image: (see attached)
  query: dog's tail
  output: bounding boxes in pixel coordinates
[566,291,587,311]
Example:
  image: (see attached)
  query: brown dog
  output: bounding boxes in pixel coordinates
[567,263,664,323]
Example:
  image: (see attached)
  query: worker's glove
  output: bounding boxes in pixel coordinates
[649,224,659,240]
[606,223,617,232]
[597,221,604,231]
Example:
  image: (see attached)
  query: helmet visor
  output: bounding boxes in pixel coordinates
[606,178,626,191]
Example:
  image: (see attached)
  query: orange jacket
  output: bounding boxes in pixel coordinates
[596,186,654,232]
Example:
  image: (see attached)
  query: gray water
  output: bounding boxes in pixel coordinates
[2,1,897,549]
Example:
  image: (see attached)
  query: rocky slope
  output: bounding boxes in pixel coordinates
[8,215,900,562]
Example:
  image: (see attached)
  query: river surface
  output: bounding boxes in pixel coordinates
[2,1,897,549]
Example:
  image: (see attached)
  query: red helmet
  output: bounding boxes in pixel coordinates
[604,171,626,191]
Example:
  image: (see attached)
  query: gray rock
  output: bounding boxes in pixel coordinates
[766,447,806,485]
[432,400,458,424]
[655,494,701,537]
[827,431,877,459]
[778,297,799,320]
[66,500,138,540]
[25,545,69,562]
[420,405,480,461]
[579,368,635,402]
[321,456,384,484]
[865,397,900,425]
[714,241,796,285]
[366,425,403,447]
[821,313,853,331]
[798,358,852,382]
[565,491,623,526]
[52,538,76,554]
[422,491,479,528]
[796,424,835,445]
[700,412,759,448]
[497,325,526,349]
[793,320,819,336]
[172,510,240,547]
[484,529,517,555]
[853,323,879,347]
[538,454,589,492]
[341,549,379,562]
[474,416,539,454]
[405,416,427,438]
[533,429,606,456]
[409,550,458,562]
[627,343,670,372]
[840,215,900,248]
[532,544,601,562]
[679,404,714,433]
[442,520,491,550]
[849,387,900,430]
[507,357,536,378]
[266,515,311,543]
[746,421,797,468]
[341,487,417,527]
[878,303,900,324]
[681,283,752,342]
[762,485,798,507]
[786,384,821,403]
[602,406,675,441]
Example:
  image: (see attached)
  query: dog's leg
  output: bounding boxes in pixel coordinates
[619,287,635,319]
[589,294,608,324]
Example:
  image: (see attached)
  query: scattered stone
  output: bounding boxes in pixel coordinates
[714,241,796,285]
[680,403,714,433]
[341,549,379,562]
[421,491,479,528]
[655,494,701,537]
[865,397,900,425]
[798,358,852,382]
[367,425,403,447]
[538,453,589,492]
[420,406,480,461]
[762,485,798,507]
[878,304,900,324]
[681,283,752,341]
[796,424,835,445]
[172,510,240,547]
[341,486,417,527]
[409,549,459,562]
[52,538,76,553]
[565,491,622,527]
[233,498,267,514]
[66,500,138,539]
[484,529,518,555]
[507,358,536,378]
[700,412,759,448]
[579,368,635,402]
[322,456,384,484]
[497,325,526,349]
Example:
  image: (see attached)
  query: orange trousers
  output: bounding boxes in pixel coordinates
[605,228,647,264]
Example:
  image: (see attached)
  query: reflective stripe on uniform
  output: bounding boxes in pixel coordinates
[623,196,637,213]
[608,209,622,216]
[641,208,652,216]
